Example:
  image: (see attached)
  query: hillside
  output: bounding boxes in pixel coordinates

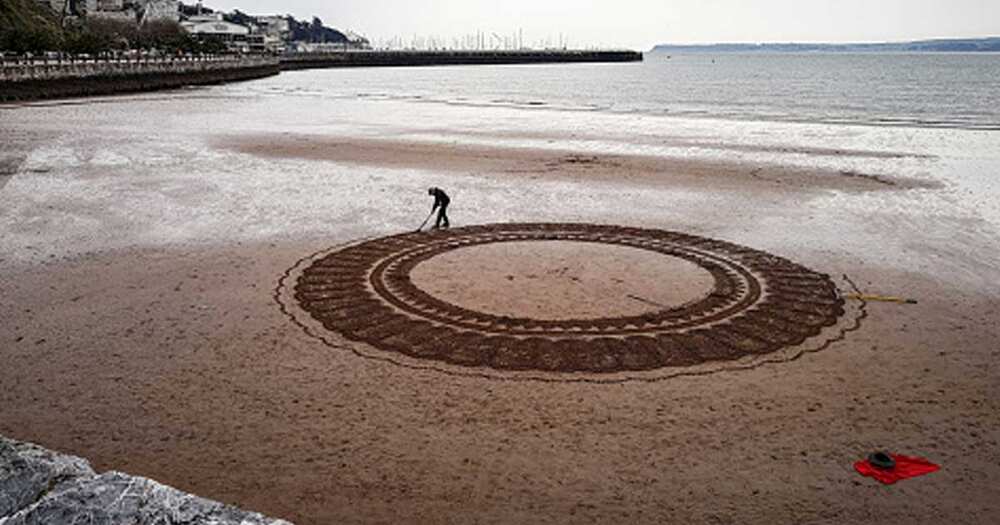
[286,16,347,44]
[0,0,64,52]
[0,0,60,30]
[3,1,354,53]
[181,3,349,44]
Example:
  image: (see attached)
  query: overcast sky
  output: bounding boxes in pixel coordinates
[208,0,1000,50]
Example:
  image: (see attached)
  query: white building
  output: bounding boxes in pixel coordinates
[255,16,290,39]
[181,13,251,52]
[247,15,290,54]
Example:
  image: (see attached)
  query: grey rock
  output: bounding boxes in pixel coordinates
[1,437,293,525]
[1,471,292,525]
[0,437,95,519]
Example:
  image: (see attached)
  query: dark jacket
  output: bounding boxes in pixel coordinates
[431,188,450,209]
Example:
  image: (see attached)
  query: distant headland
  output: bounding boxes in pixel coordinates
[651,37,1000,53]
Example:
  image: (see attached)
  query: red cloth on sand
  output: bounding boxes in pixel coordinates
[854,454,940,484]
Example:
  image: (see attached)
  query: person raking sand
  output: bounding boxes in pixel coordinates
[418,187,451,231]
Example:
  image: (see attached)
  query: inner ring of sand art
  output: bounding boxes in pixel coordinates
[290,224,846,374]
[409,241,717,320]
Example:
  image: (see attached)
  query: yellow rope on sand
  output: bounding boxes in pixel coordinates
[844,293,918,305]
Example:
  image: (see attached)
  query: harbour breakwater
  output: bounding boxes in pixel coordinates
[280,49,643,70]
[0,55,280,102]
[0,50,642,102]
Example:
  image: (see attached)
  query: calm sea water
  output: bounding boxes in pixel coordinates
[239,52,1000,131]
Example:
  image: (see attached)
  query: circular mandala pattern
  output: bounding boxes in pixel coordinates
[293,223,845,374]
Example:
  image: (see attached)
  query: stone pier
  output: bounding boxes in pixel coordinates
[0,56,281,102]
[280,49,644,70]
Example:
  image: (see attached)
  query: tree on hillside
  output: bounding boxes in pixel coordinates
[0,26,62,53]
[60,18,214,55]
[0,0,65,52]
[310,17,323,41]
[179,2,214,17]
[223,9,255,26]
[286,15,347,44]
[135,20,188,49]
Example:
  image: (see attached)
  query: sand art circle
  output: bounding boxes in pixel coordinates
[290,224,845,375]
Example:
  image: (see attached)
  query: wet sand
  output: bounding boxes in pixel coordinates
[2,94,999,524]
[217,133,922,192]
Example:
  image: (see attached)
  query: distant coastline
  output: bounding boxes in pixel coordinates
[652,36,1000,53]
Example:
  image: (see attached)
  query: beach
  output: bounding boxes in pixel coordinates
[2,60,1000,523]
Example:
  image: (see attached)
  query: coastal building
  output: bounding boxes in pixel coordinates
[31,1,369,55]
[180,13,251,53]
[255,15,290,39]
[246,33,287,54]
[248,15,291,54]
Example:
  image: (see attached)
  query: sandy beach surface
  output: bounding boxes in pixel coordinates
[1,79,999,524]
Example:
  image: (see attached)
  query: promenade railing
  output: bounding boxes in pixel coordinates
[0,53,279,82]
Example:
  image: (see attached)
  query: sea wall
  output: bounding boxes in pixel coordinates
[0,435,292,524]
[281,49,643,70]
[0,56,280,102]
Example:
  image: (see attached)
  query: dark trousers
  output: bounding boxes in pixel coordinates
[435,204,450,228]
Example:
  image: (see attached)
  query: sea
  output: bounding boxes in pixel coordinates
[239,52,1000,130]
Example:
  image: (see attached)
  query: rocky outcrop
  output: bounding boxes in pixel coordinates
[0,438,94,519]
[0,436,292,524]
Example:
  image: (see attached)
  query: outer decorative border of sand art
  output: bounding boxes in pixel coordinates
[275,227,865,384]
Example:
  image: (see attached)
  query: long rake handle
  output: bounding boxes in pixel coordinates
[417,210,435,232]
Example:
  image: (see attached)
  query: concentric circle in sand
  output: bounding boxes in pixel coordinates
[409,241,716,321]
[290,224,845,374]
